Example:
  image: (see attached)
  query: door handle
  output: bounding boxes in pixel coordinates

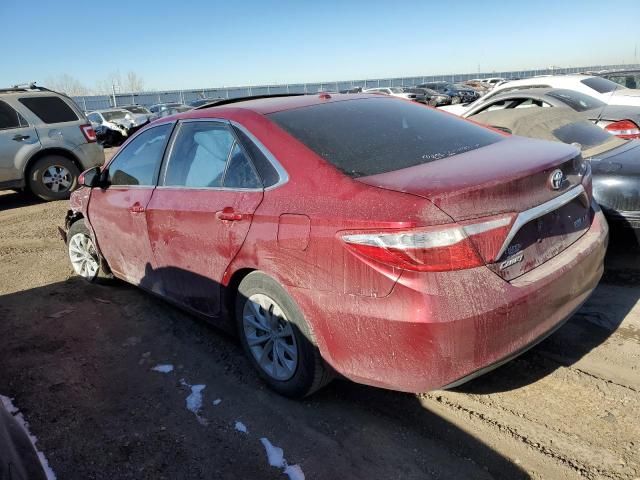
[12,134,30,141]
[129,204,145,213]
[217,207,243,221]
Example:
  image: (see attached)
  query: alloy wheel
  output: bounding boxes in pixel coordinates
[242,293,298,381]
[42,165,73,193]
[68,233,99,280]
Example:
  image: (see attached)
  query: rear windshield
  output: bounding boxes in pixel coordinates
[18,96,78,123]
[268,97,503,177]
[124,106,149,114]
[552,122,613,148]
[581,77,623,94]
[103,111,128,121]
[547,89,605,112]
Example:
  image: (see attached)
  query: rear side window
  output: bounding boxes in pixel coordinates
[268,97,503,177]
[232,126,280,187]
[580,77,622,94]
[108,124,172,186]
[18,96,78,123]
[0,100,29,130]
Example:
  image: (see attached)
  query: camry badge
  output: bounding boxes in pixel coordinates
[549,169,565,190]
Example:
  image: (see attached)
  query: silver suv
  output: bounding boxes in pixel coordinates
[0,84,105,200]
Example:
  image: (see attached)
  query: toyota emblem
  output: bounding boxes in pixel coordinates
[548,169,564,190]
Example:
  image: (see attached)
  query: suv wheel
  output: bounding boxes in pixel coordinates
[28,155,79,201]
[236,272,333,398]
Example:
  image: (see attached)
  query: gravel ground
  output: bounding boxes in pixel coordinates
[1,166,639,479]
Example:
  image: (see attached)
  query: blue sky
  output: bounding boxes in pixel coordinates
[1,0,638,91]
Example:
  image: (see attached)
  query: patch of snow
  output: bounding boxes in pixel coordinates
[284,464,305,480]
[179,379,207,425]
[151,364,174,373]
[212,399,222,406]
[235,421,248,434]
[0,395,57,480]
[260,437,285,467]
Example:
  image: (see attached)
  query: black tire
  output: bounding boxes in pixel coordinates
[28,155,80,201]
[451,95,461,105]
[67,220,113,283]
[236,272,333,398]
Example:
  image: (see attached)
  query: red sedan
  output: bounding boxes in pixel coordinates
[64,93,608,397]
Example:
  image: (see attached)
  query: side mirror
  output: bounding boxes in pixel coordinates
[79,166,105,188]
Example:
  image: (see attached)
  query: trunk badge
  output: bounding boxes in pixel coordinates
[549,169,565,190]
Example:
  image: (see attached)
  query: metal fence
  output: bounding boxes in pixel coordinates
[72,63,640,112]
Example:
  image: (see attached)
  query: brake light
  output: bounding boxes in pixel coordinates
[604,119,640,139]
[80,124,97,143]
[341,215,514,272]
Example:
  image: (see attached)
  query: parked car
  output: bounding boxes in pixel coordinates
[402,87,451,106]
[338,87,363,94]
[63,93,607,398]
[188,98,225,108]
[362,87,419,100]
[87,109,145,147]
[598,69,640,90]
[0,84,103,200]
[441,74,640,115]
[469,107,640,244]
[417,81,479,104]
[120,104,152,124]
[149,102,184,114]
[462,88,640,139]
[149,104,192,121]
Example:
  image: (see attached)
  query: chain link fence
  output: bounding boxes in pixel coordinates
[72,64,639,112]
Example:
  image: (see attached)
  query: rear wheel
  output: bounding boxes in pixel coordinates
[236,272,333,398]
[28,155,79,201]
[451,95,461,104]
[67,220,112,282]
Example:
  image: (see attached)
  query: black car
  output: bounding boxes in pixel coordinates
[402,87,451,106]
[188,97,225,108]
[339,87,364,94]
[417,81,479,104]
[470,107,640,245]
[599,69,640,90]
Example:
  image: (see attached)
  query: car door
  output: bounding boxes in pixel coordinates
[0,100,39,184]
[145,120,264,316]
[88,123,173,284]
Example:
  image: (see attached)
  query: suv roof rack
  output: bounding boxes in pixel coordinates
[0,83,59,94]
[194,93,306,110]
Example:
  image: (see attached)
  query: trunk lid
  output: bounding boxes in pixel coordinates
[357,136,592,280]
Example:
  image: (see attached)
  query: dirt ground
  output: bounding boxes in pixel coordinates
[1,161,639,479]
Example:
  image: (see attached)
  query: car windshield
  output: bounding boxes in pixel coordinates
[546,89,605,112]
[581,77,623,94]
[268,97,502,178]
[102,111,128,121]
[124,106,149,114]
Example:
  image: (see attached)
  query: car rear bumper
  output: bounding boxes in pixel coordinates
[292,209,608,393]
[73,142,105,170]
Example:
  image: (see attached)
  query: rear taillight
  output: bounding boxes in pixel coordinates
[604,119,640,139]
[341,215,514,272]
[80,124,97,143]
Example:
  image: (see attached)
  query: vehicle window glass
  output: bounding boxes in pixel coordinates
[108,123,172,186]
[88,113,101,123]
[163,121,234,188]
[580,77,622,94]
[552,122,612,148]
[232,126,280,187]
[546,89,606,112]
[269,97,503,178]
[18,96,78,123]
[0,100,28,130]
[223,143,261,189]
[511,98,546,109]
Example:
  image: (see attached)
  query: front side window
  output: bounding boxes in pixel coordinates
[18,96,78,123]
[108,123,172,186]
[0,100,28,130]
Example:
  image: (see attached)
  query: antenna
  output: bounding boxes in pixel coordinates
[594,77,620,128]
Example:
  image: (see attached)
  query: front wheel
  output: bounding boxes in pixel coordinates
[236,272,333,398]
[67,220,111,282]
[450,95,461,104]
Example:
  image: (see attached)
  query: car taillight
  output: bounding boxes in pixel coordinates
[341,215,514,272]
[80,124,97,143]
[604,119,640,139]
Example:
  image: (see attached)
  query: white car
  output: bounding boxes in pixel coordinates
[363,87,416,100]
[440,74,640,116]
